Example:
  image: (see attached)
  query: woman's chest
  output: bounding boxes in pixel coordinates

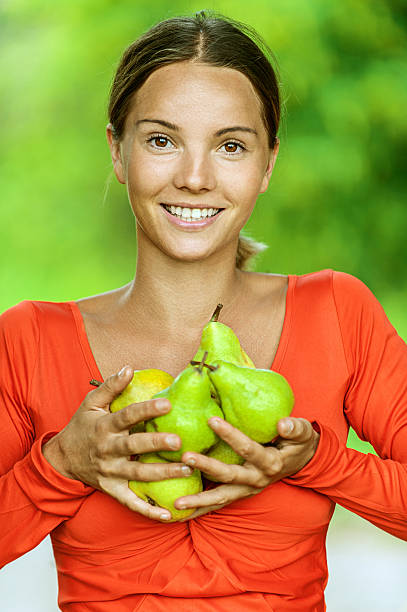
[82,295,287,382]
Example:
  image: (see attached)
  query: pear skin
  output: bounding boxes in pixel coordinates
[129,453,202,521]
[192,304,255,369]
[146,365,223,462]
[110,369,174,433]
[204,439,244,482]
[208,361,295,443]
[193,321,255,368]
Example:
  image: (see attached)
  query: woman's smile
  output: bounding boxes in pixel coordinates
[110,61,276,262]
[160,203,224,229]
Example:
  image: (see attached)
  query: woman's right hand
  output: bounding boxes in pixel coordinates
[42,366,192,521]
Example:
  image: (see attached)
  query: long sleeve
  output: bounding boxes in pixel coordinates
[0,302,93,567]
[285,272,407,540]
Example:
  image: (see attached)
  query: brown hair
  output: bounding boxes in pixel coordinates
[108,10,280,270]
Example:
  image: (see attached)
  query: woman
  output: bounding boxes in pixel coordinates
[1,11,406,612]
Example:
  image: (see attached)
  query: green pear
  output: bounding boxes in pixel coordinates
[204,439,244,482]
[110,369,174,433]
[129,453,202,521]
[146,360,223,462]
[208,361,295,443]
[192,304,255,370]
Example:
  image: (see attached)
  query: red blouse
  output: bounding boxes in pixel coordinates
[1,270,406,611]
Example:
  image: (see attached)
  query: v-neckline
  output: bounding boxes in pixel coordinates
[69,274,296,383]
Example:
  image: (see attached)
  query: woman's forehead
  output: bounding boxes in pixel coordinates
[129,62,265,128]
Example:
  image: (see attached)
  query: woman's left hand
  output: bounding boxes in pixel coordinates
[175,416,320,521]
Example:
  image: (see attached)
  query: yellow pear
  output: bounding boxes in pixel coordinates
[110,369,174,433]
[129,453,202,521]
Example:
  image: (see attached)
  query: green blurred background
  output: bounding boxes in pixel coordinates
[1,3,407,608]
[1,0,406,457]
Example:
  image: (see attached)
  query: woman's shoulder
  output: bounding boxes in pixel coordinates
[75,284,131,318]
[0,299,78,347]
[242,270,288,300]
[1,299,77,324]
[289,268,377,301]
[245,268,366,298]
[250,268,384,321]
[291,269,391,338]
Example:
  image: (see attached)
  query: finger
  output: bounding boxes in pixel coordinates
[178,504,225,521]
[110,398,171,432]
[110,483,173,522]
[277,417,314,442]
[85,366,134,411]
[183,450,276,488]
[174,483,261,510]
[207,417,270,465]
[118,457,193,481]
[111,431,182,456]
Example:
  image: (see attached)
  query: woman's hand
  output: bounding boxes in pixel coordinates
[175,416,320,520]
[42,367,193,522]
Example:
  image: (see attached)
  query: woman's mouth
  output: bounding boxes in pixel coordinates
[161,204,222,222]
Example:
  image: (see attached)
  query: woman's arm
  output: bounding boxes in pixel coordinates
[174,273,407,538]
[0,303,193,567]
[0,303,93,567]
[0,431,94,567]
[284,272,407,539]
[284,420,407,539]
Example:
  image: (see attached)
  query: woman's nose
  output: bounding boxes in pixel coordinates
[173,149,216,193]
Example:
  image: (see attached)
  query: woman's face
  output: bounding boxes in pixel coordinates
[107,61,278,263]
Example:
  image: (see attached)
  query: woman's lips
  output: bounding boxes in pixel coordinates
[161,205,224,229]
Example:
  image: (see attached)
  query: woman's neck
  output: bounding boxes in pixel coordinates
[123,234,247,339]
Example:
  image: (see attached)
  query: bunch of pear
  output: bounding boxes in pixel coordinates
[110,304,294,520]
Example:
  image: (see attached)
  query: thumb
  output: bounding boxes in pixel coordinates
[86,366,134,410]
[277,417,313,442]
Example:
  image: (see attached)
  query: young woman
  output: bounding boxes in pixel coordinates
[1,11,406,612]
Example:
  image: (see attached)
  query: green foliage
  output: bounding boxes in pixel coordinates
[1,1,406,454]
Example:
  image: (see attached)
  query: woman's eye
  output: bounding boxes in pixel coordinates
[221,141,245,154]
[148,135,173,149]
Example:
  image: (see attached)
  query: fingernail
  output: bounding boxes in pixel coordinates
[176,502,186,510]
[184,457,196,467]
[160,512,171,521]
[181,465,193,475]
[283,419,294,434]
[209,417,223,428]
[166,435,179,449]
[118,366,130,377]
[156,400,170,412]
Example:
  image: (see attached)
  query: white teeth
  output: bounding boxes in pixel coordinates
[164,205,220,220]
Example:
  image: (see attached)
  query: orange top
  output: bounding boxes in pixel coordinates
[1,270,407,612]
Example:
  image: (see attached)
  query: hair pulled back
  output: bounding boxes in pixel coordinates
[108,11,281,269]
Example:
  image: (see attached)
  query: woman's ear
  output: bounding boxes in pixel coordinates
[259,138,280,194]
[106,123,126,184]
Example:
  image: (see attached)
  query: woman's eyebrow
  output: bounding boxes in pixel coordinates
[136,119,258,137]
[215,126,258,137]
[136,119,179,131]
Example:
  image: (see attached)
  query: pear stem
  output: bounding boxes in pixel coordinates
[210,303,223,322]
[190,360,218,372]
[90,379,103,387]
[198,351,208,373]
